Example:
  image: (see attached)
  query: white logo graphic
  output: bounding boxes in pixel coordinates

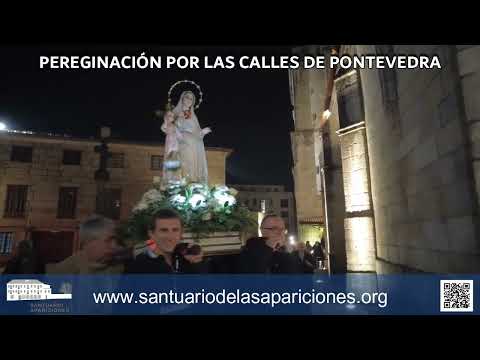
[7,279,72,302]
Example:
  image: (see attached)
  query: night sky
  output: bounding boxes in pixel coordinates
[0,45,295,190]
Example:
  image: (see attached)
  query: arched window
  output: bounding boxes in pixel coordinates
[336,70,364,129]
[376,45,400,129]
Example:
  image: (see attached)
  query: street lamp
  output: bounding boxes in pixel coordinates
[94,126,111,182]
[322,109,332,120]
[94,126,112,218]
[289,235,295,245]
[0,122,7,131]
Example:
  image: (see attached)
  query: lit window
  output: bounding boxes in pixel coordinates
[4,185,28,218]
[151,155,163,170]
[0,233,14,254]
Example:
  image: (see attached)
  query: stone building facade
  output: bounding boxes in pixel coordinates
[0,131,231,266]
[290,45,480,274]
[289,49,327,249]
[229,184,296,235]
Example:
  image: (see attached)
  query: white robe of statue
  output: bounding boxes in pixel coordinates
[172,91,211,184]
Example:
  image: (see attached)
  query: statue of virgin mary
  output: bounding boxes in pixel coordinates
[172,90,211,184]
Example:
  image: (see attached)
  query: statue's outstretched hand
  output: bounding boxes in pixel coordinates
[202,127,212,136]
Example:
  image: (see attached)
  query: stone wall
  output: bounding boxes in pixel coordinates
[290,61,325,235]
[291,129,324,224]
[357,44,480,273]
[339,125,376,272]
[290,47,347,272]
[457,45,480,208]
[321,89,347,273]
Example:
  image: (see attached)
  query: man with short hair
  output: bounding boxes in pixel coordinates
[46,215,127,274]
[125,209,208,273]
[292,242,316,273]
[236,214,301,273]
[260,214,288,250]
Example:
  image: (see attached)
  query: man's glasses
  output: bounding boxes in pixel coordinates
[261,227,288,234]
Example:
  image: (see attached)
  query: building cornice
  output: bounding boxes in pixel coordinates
[0,131,233,155]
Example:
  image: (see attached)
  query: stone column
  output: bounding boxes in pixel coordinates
[337,123,376,272]
[456,45,480,208]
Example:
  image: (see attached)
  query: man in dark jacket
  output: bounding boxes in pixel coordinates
[292,242,316,273]
[236,214,301,273]
[313,240,326,270]
[3,241,45,274]
[125,209,208,274]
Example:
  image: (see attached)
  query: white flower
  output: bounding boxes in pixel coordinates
[201,212,212,221]
[189,193,207,209]
[189,183,205,191]
[143,189,163,203]
[214,185,229,193]
[153,176,161,184]
[171,194,186,205]
[188,183,209,197]
[166,181,182,191]
[214,193,236,207]
[133,202,148,212]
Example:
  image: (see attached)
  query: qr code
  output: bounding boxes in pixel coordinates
[440,280,473,312]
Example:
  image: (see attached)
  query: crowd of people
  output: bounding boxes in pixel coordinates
[2,210,327,275]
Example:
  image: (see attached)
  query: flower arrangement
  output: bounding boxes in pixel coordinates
[119,179,256,244]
